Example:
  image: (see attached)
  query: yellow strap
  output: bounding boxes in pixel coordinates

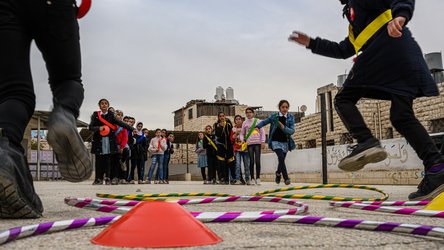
[348,9,392,54]
[205,134,218,151]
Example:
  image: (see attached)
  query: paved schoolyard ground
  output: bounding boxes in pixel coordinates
[1,181,443,249]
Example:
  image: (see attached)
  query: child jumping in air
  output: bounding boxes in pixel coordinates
[289,0,444,200]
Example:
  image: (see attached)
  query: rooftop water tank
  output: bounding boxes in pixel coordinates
[215,86,224,101]
[226,87,234,101]
[337,74,348,87]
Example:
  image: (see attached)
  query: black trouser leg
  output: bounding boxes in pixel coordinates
[201,167,207,181]
[207,156,216,181]
[0,0,35,149]
[248,146,255,179]
[32,0,84,118]
[110,154,119,180]
[334,87,374,143]
[275,149,289,180]
[252,145,262,179]
[390,94,444,169]
[217,159,226,182]
[95,154,107,181]
[228,160,236,181]
[128,159,137,181]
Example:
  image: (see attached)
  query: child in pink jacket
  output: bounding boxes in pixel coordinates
[240,107,266,185]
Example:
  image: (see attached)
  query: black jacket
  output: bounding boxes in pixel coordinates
[131,134,148,161]
[214,120,234,158]
[89,111,134,155]
[308,0,437,99]
[203,133,217,157]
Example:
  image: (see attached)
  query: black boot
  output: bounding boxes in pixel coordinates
[275,172,281,184]
[0,129,43,218]
[47,106,92,182]
[409,162,444,201]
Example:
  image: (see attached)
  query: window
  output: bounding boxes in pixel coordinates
[386,127,393,139]
[430,118,444,133]
[339,133,353,144]
[174,111,183,127]
[188,108,193,120]
[305,139,316,149]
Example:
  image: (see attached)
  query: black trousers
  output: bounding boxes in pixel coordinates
[0,0,84,148]
[275,149,289,180]
[200,167,207,181]
[335,87,443,169]
[248,144,261,179]
[110,153,120,180]
[207,155,217,181]
[95,154,111,181]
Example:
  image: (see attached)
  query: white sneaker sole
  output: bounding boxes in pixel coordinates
[338,147,388,172]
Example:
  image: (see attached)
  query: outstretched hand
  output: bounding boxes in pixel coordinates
[387,16,406,38]
[288,31,311,47]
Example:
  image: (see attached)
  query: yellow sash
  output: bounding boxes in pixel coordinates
[348,9,392,54]
[205,134,218,151]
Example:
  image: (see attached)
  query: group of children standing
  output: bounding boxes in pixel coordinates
[196,100,296,185]
[89,99,175,185]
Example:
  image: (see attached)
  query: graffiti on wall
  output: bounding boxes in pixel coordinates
[327,142,411,168]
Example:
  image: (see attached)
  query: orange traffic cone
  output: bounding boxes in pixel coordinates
[91,201,222,248]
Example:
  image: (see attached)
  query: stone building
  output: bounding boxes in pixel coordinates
[170,88,305,164]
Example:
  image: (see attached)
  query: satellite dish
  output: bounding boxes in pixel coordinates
[214,94,219,100]
[300,105,307,112]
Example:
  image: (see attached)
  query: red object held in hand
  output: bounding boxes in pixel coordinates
[100,126,110,137]
[77,0,92,19]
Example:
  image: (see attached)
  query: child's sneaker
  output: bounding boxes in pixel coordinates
[284,179,291,186]
[92,179,103,185]
[338,138,387,172]
[275,173,281,184]
[256,179,261,185]
[409,162,444,201]
[111,178,119,185]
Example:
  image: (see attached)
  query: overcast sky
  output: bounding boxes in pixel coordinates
[30,0,444,130]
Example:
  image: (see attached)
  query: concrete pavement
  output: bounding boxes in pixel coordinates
[1,181,444,249]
